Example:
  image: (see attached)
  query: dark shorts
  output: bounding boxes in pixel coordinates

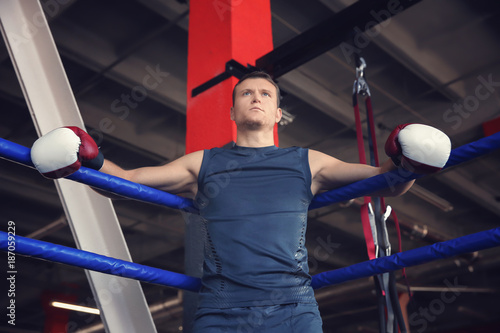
[192,303,323,333]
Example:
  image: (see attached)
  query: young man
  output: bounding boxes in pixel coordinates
[31,71,451,332]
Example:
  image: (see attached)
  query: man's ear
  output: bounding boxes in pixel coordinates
[275,108,283,123]
[230,106,235,121]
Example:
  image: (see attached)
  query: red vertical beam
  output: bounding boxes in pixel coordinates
[183,2,275,330]
[186,0,275,153]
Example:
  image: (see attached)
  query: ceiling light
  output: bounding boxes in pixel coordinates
[51,301,100,315]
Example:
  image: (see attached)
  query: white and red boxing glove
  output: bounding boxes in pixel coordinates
[31,126,103,179]
[385,124,451,174]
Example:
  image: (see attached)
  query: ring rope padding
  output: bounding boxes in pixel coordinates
[0,231,202,292]
[1,226,500,291]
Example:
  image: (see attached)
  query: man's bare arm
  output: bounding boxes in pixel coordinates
[98,150,204,197]
[308,150,414,197]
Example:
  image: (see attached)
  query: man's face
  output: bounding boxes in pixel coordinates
[231,78,282,131]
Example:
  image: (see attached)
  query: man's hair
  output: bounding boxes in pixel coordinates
[232,71,281,107]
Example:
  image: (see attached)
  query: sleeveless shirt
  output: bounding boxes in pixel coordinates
[195,145,316,308]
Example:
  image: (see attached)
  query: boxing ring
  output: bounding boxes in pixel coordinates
[3,1,498,332]
[1,131,500,293]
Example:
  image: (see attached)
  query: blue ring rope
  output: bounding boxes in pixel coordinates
[309,131,500,209]
[0,231,202,292]
[2,227,500,291]
[311,226,500,289]
[0,137,195,211]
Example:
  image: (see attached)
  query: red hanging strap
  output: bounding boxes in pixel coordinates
[353,87,376,260]
[365,96,380,167]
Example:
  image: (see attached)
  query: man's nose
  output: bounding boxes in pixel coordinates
[252,95,261,103]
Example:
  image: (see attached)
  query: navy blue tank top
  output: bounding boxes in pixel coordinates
[195,145,316,308]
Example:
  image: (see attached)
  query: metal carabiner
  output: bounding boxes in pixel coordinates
[356,57,367,79]
[353,57,371,96]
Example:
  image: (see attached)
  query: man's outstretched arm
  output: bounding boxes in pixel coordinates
[309,150,413,197]
[30,126,204,198]
[309,124,451,197]
[100,151,203,197]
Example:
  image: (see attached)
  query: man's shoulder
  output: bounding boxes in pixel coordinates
[280,146,309,156]
[175,150,204,171]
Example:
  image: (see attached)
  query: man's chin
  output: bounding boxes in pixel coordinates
[239,121,272,131]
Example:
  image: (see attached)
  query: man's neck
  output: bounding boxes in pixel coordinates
[235,129,275,147]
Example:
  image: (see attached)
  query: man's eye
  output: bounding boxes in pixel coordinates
[263,92,270,97]
[243,92,251,96]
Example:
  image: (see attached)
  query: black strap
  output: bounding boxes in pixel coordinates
[82,150,104,170]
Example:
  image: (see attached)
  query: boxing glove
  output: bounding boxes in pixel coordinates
[385,124,451,174]
[31,126,103,179]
